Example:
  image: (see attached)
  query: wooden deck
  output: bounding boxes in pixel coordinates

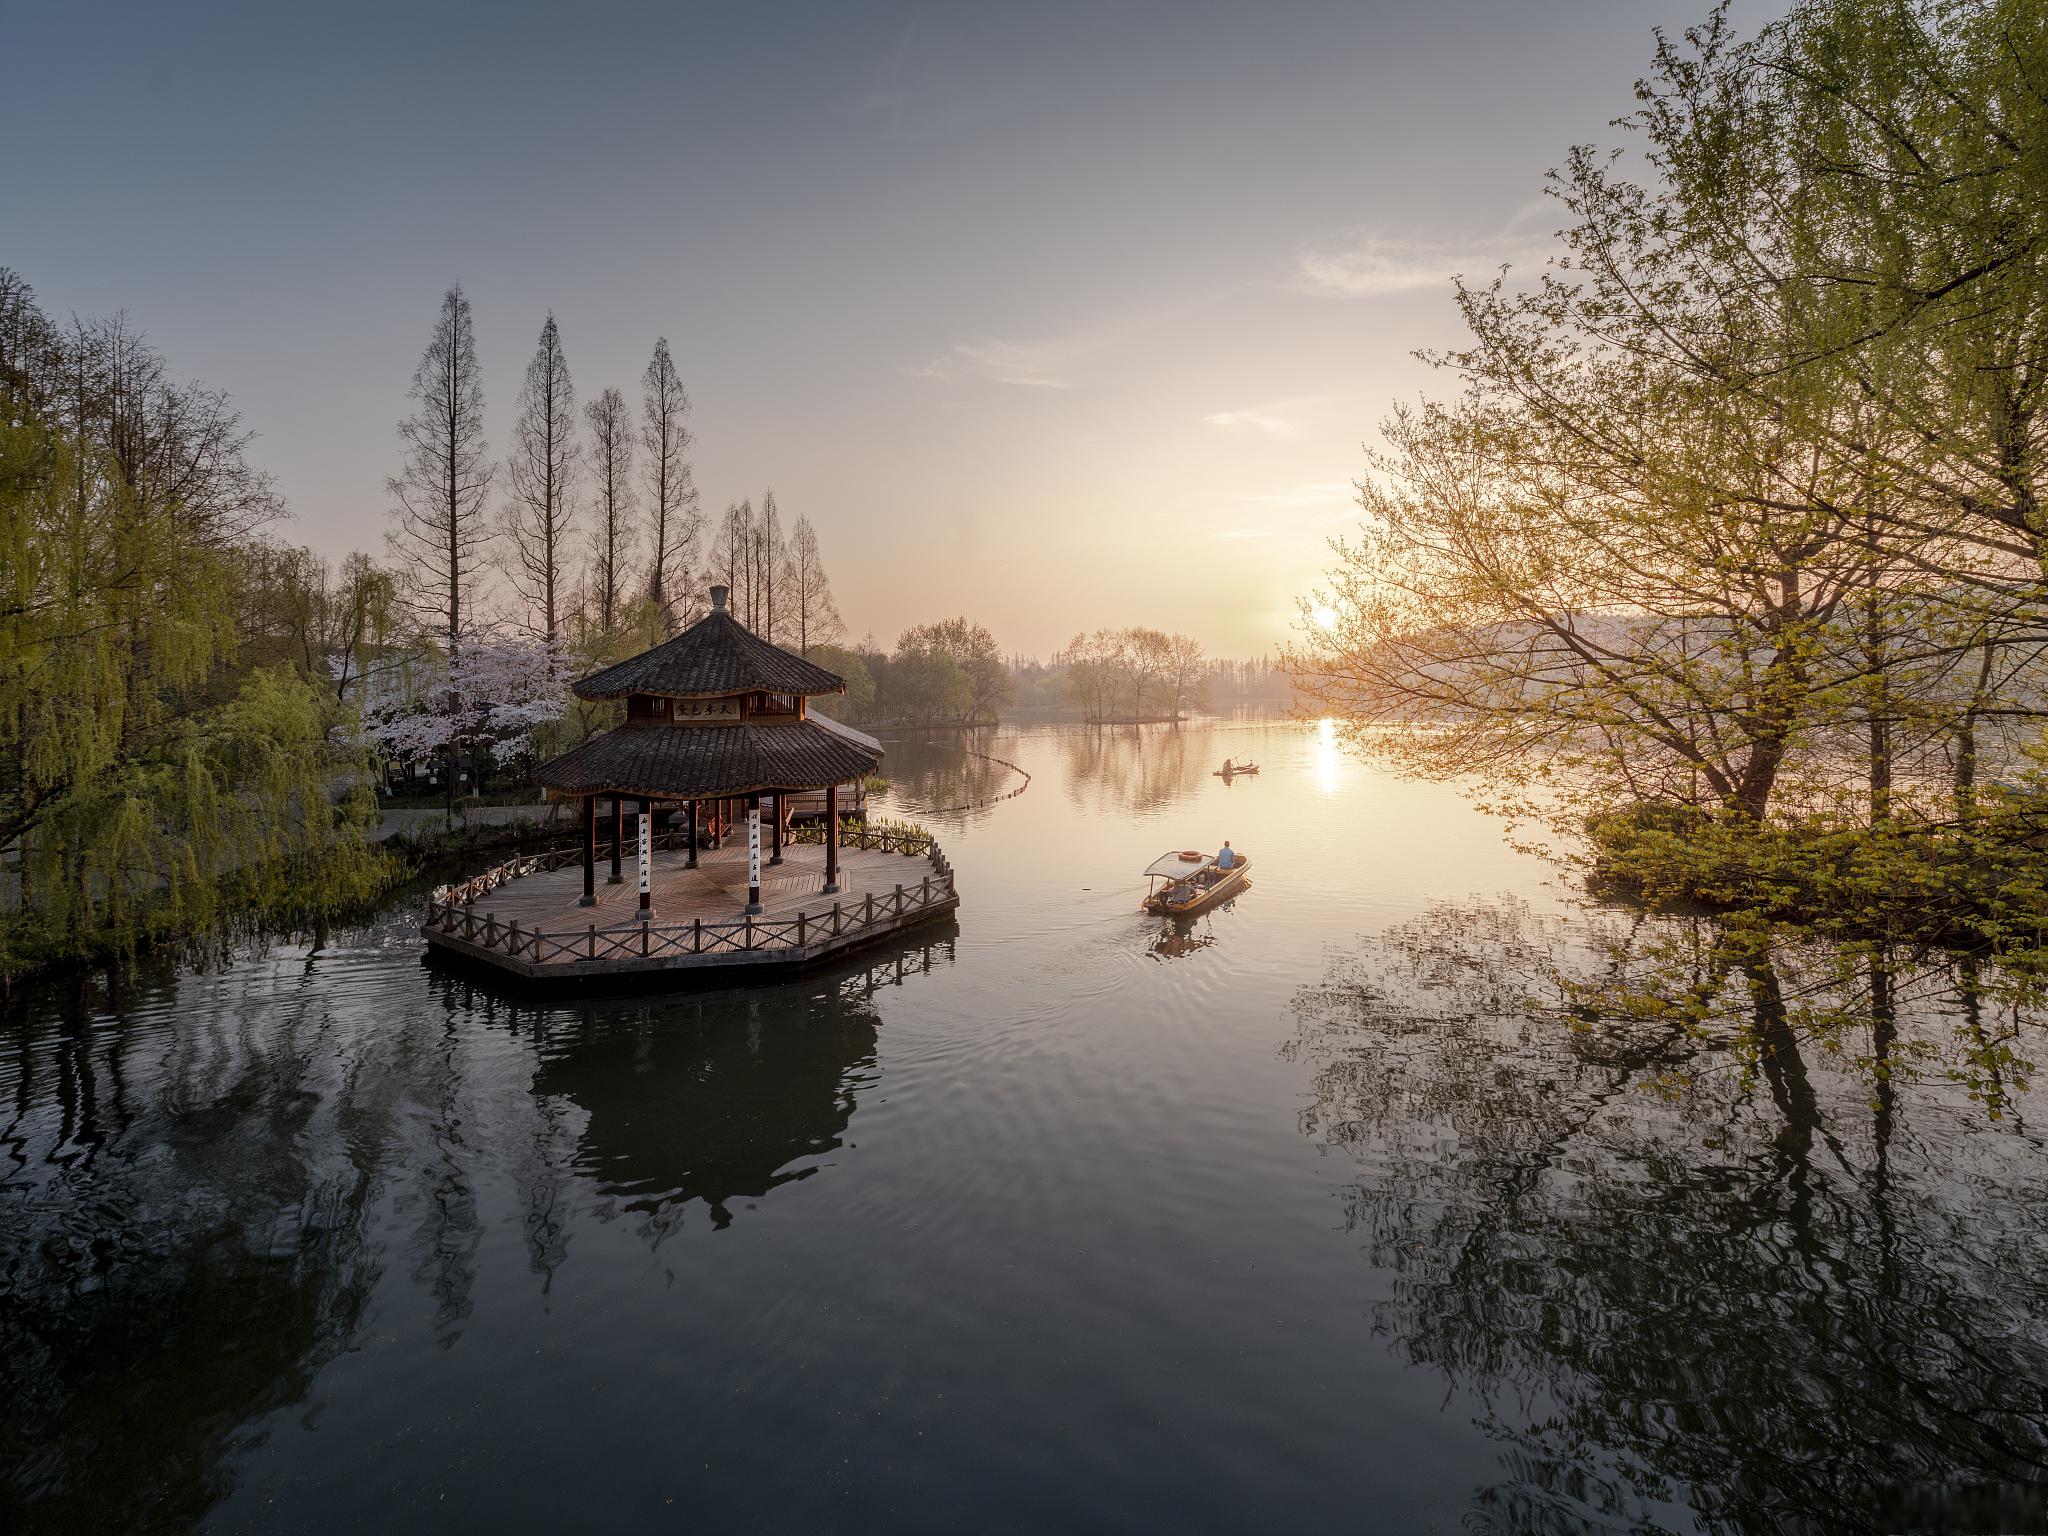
[421,833,959,984]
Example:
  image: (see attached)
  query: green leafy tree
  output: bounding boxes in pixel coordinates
[897,617,1011,723]
[0,271,385,975]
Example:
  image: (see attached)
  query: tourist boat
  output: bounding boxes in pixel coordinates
[1141,849,1252,916]
[1213,762,1260,776]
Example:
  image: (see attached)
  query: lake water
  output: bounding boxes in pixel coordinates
[5,717,2046,1534]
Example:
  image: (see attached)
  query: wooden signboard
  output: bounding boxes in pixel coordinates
[675,698,741,723]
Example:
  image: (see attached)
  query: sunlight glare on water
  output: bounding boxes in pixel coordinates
[1314,714,1340,795]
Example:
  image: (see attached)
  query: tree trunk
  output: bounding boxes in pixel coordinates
[1728,736,1785,822]
[1868,713,1891,827]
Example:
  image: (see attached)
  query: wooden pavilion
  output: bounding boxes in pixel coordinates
[537,583,878,914]
[416,585,958,985]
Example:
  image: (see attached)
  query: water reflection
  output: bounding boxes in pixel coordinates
[1286,897,2048,1533]
[1147,922,1216,961]
[1314,715,1340,795]
[1,936,952,1527]
[1,967,393,1531]
[532,984,881,1240]
[871,728,1015,820]
[1058,724,1203,816]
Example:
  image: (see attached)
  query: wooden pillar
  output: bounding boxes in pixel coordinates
[686,797,699,869]
[638,797,652,916]
[745,794,762,914]
[824,781,840,893]
[769,791,784,865]
[579,793,597,907]
[608,795,623,884]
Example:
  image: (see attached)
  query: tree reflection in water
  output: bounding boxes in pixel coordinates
[0,965,396,1531]
[0,935,951,1529]
[870,727,1014,820]
[1059,723,1201,817]
[1285,897,2048,1534]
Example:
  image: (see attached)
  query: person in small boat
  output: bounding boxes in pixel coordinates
[1221,757,1234,774]
[1216,841,1237,870]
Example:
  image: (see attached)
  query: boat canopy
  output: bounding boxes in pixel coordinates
[1144,851,1213,880]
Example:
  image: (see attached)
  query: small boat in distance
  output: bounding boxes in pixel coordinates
[1141,849,1252,916]
[1213,760,1260,777]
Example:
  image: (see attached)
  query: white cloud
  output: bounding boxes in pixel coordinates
[1204,406,1303,438]
[1249,480,1356,509]
[909,338,1072,390]
[1293,227,1553,300]
[1203,394,1336,438]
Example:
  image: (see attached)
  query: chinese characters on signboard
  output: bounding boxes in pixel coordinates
[674,698,741,722]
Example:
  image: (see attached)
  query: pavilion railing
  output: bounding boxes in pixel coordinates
[424,822,955,967]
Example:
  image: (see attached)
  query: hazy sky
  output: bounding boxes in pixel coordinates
[1,0,1763,657]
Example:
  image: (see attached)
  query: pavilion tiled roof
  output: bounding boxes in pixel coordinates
[535,720,880,800]
[572,607,846,701]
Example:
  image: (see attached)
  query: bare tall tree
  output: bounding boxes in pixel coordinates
[500,313,579,643]
[754,489,787,641]
[711,498,754,623]
[583,385,634,634]
[786,513,842,654]
[640,337,698,630]
[387,284,492,650]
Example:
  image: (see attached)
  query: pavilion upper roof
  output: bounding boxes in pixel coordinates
[535,717,880,799]
[573,587,846,701]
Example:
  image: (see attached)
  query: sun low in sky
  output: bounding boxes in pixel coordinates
[0,0,1705,657]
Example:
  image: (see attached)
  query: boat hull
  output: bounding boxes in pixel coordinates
[1143,857,1251,916]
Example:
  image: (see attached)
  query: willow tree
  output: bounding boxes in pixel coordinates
[0,271,383,975]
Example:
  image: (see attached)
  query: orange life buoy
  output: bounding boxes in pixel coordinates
[1179,850,1203,862]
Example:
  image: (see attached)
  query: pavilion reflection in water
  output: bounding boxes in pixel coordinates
[530,935,951,1236]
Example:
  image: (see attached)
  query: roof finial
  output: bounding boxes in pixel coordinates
[709,584,728,612]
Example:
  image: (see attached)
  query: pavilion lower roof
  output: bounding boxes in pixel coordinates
[534,721,881,800]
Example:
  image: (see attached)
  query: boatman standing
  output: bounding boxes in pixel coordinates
[1216,841,1237,869]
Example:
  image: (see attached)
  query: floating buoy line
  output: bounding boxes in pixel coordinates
[924,748,1032,814]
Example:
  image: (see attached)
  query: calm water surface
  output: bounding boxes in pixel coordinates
[5,718,2046,1533]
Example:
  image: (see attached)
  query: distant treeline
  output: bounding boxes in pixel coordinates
[798,625,1293,730]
